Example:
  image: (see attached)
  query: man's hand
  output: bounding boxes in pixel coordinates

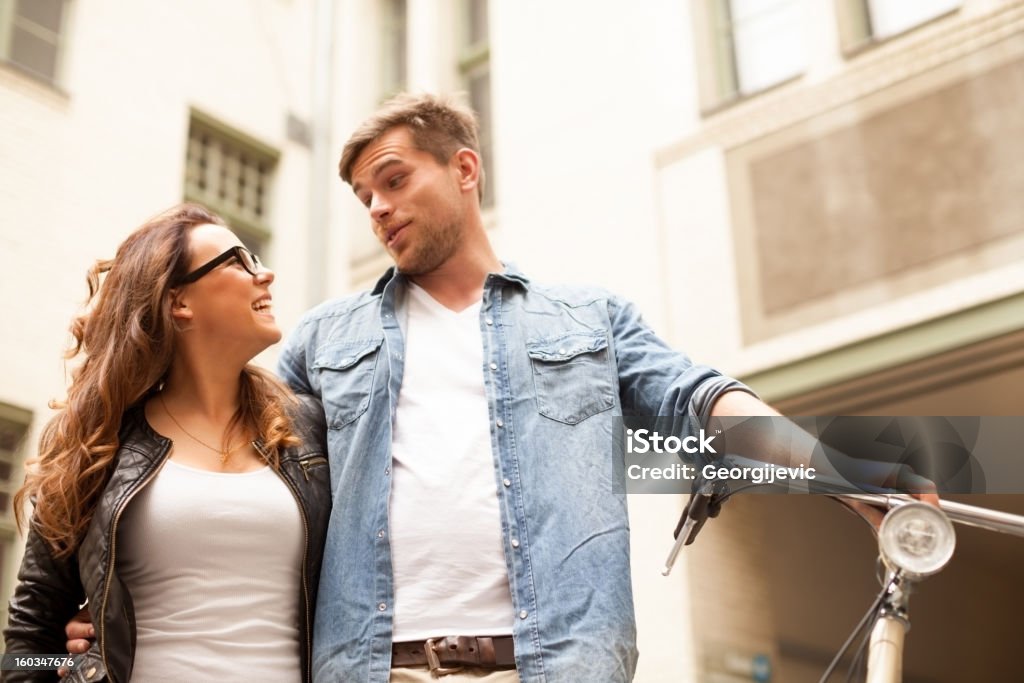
[66,605,94,653]
[710,391,942,526]
[58,606,95,677]
[837,498,887,529]
[897,470,941,509]
[838,477,941,531]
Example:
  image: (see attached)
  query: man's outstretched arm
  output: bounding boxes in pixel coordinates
[709,390,940,521]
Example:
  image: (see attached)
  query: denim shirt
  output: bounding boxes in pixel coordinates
[277,264,751,683]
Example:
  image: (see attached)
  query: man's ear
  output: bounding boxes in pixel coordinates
[452,147,481,193]
[169,288,193,322]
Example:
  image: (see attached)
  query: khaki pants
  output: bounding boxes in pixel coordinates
[390,666,520,682]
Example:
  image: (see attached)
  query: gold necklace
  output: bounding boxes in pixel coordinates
[158,393,246,464]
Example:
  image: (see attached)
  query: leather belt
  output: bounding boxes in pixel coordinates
[392,635,516,674]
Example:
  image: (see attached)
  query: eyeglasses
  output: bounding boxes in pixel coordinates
[175,246,263,285]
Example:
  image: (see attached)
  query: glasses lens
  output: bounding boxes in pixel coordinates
[239,248,260,275]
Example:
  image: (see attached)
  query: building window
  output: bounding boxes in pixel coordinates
[0,403,32,628]
[837,0,961,51]
[0,0,69,85]
[458,0,494,208]
[380,0,407,99]
[696,0,806,110]
[0,406,30,525]
[184,111,279,256]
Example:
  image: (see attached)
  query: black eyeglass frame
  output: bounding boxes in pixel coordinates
[174,246,263,285]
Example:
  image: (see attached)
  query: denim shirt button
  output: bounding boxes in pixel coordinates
[496,419,504,428]
[385,467,391,475]
[519,610,528,619]
[378,603,387,611]
[511,539,520,548]
[485,317,494,325]
[558,348,567,355]
[502,478,511,487]
[489,362,498,371]
[378,530,385,538]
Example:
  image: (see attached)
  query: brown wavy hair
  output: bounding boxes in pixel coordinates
[14,203,300,557]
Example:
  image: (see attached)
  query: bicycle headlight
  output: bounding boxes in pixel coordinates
[878,502,955,580]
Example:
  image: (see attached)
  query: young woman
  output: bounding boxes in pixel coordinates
[4,204,330,683]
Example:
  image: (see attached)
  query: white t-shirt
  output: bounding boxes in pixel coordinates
[390,283,515,641]
[117,459,303,682]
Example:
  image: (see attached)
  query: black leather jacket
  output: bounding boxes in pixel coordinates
[3,395,331,683]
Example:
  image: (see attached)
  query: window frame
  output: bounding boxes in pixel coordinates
[379,0,408,100]
[457,0,495,209]
[835,0,962,56]
[0,402,33,630]
[0,0,71,87]
[183,109,280,256]
[693,0,807,114]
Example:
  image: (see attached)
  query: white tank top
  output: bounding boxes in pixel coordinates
[117,459,303,682]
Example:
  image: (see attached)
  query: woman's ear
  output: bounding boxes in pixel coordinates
[169,288,193,322]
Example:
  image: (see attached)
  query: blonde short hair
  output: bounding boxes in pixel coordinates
[339,92,485,202]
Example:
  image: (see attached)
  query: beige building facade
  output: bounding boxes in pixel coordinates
[657,2,1024,681]
[2,1,1022,681]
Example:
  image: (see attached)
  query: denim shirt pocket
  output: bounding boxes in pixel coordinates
[312,337,383,429]
[526,330,616,425]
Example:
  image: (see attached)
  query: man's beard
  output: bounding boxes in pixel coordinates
[393,217,462,276]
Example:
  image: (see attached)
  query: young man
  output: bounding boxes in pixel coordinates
[60,93,926,681]
[276,93,773,683]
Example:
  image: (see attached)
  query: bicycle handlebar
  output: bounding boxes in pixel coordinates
[829,493,1024,538]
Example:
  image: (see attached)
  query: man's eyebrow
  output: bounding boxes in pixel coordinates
[352,158,403,196]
